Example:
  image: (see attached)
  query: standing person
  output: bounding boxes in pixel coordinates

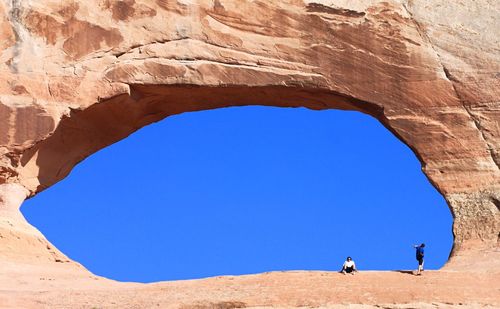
[413,243,425,275]
[341,256,357,275]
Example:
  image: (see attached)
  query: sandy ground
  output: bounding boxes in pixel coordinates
[1,269,499,309]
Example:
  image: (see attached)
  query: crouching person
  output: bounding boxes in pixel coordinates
[341,256,357,275]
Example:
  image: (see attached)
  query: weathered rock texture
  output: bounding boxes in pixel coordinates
[0,0,499,307]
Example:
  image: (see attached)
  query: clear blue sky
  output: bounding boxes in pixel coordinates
[21,106,453,283]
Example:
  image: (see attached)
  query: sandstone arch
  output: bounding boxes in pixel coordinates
[0,0,499,295]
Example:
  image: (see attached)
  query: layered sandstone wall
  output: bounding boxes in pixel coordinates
[0,0,498,272]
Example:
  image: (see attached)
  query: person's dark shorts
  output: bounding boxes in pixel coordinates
[417,257,424,266]
[345,266,354,273]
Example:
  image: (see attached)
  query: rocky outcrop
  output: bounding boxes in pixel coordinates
[0,0,498,305]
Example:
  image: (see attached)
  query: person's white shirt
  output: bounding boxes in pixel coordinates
[343,260,355,268]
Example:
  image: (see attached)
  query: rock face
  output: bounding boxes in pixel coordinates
[0,0,499,305]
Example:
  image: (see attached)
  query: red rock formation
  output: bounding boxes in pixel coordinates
[0,0,498,306]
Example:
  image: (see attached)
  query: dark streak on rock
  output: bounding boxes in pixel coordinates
[306,3,365,18]
[213,0,225,13]
[0,103,11,146]
[23,5,124,59]
[12,84,29,95]
[111,0,136,21]
[490,197,500,212]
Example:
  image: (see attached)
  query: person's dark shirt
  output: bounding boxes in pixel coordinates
[416,246,424,258]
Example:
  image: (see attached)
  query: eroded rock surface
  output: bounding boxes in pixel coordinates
[0,0,499,307]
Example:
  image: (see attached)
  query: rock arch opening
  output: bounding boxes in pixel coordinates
[20,104,452,282]
[1,82,498,284]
